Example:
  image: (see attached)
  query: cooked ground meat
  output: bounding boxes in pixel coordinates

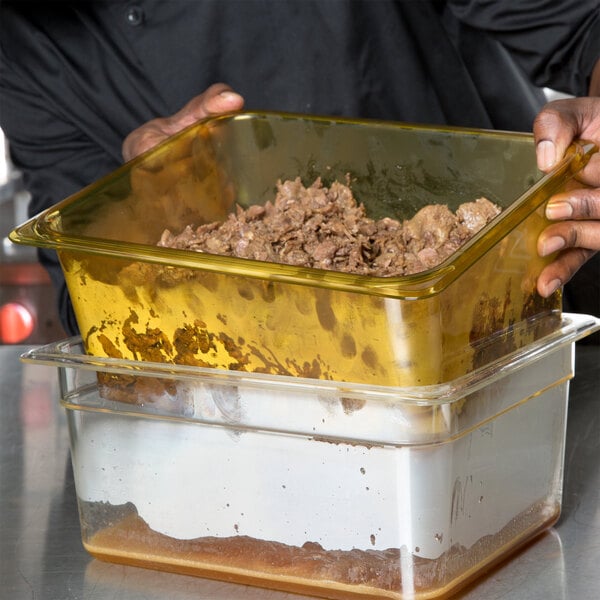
[158,178,501,276]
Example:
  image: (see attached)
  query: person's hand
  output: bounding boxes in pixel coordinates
[533,97,600,297]
[122,83,244,161]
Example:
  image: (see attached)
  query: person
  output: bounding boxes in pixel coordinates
[0,0,599,337]
[534,97,600,318]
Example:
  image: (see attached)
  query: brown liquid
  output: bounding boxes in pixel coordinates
[83,500,559,600]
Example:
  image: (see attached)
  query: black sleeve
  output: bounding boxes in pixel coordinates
[446,0,600,96]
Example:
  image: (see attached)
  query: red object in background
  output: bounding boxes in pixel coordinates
[0,263,66,345]
[0,301,35,343]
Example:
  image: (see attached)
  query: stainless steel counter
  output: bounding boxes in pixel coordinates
[1,342,599,600]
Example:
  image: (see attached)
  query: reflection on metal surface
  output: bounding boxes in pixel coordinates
[83,560,318,600]
[15,362,67,590]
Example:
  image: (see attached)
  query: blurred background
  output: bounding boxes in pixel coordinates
[0,127,66,345]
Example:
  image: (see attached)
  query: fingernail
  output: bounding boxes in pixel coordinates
[219,91,240,101]
[546,200,573,219]
[543,279,563,297]
[540,235,565,256]
[537,140,556,171]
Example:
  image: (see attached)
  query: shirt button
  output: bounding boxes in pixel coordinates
[125,5,145,27]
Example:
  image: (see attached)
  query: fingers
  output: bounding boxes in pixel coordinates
[534,97,600,297]
[544,187,600,222]
[536,187,600,296]
[536,248,597,297]
[122,119,164,161]
[573,153,600,188]
[538,189,600,257]
[538,219,600,257]
[122,83,245,161]
[533,98,600,183]
[533,101,580,172]
[164,83,244,133]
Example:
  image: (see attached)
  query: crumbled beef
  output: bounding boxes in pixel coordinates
[158,178,501,276]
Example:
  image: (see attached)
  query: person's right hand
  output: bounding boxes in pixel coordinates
[122,83,245,162]
[533,97,600,298]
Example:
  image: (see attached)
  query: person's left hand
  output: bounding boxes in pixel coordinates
[533,96,600,298]
[122,83,244,161]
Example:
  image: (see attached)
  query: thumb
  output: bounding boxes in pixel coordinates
[533,100,580,172]
[165,84,244,132]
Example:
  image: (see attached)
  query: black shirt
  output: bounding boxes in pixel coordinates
[1,0,599,332]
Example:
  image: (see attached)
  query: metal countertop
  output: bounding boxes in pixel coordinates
[1,342,599,600]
